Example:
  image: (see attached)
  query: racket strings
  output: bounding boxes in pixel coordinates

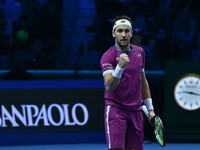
[154,118,164,145]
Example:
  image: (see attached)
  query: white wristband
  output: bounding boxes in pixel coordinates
[144,98,154,111]
[112,64,124,78]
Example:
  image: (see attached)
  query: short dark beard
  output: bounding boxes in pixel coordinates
[116,41,130,52]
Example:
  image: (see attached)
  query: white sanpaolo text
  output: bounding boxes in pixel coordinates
[0,103,89,127]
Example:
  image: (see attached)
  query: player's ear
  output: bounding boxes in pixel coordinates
[131,30,133,37]
[112,30,115,37]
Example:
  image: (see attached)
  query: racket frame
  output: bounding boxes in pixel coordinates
[142,105,166,147]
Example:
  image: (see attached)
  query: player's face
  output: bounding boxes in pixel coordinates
[112,25,133,48]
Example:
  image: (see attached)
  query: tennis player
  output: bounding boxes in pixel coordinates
[100,15,155,150]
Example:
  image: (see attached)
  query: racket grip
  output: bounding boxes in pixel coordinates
[142,105,149,118]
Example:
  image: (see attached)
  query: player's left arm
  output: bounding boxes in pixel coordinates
[141,70,155,120]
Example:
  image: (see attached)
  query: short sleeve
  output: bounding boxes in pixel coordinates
[100,51,115,76]
[141,48,145,71]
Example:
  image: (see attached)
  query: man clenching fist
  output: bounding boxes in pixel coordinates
[118,53,129,68]
[100,15,155,150]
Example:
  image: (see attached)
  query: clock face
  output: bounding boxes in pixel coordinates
[174,74,200,111]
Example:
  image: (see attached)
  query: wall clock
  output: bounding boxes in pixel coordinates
[174,74,200,111]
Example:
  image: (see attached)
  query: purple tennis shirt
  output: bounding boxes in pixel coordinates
[100,44,145,111]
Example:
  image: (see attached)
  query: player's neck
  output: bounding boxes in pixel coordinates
[115,44,131,53]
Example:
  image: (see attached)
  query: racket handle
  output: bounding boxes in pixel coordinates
[142,105,149,118]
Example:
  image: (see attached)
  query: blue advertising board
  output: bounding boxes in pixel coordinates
[0,80,106,146]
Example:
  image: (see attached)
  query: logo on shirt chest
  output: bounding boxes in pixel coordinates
[116,53,143,66]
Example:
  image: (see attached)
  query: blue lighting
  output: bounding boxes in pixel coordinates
[0,80,104,89]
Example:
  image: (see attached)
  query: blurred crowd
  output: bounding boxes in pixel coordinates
[0,0,62,73]
[0,0,200,78]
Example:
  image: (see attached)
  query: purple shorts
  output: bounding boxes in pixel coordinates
[105,105,144,150]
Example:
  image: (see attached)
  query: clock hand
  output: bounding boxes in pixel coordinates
[191,92,200,96]
[182,91,200,96]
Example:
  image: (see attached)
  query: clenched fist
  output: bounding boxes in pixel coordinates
[118,54,129,68]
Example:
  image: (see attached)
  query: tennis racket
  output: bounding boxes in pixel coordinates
[142,105,166,147]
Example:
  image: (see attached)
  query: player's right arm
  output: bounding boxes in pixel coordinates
[104,54,129,92]
[104,73,120,92]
